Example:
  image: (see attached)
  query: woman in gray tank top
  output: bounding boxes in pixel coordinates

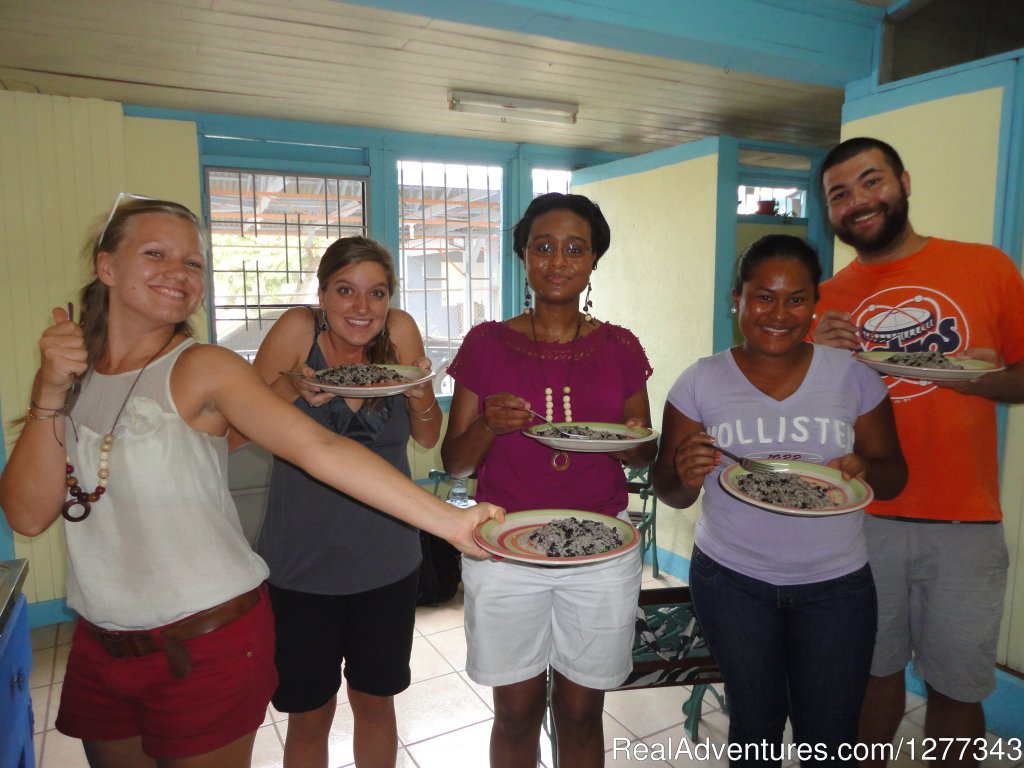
[250,236,441,768]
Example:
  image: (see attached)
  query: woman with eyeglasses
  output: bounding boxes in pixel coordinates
[0,197,503,768]
[653,234,907,767]
[441,192,656,767]
[247,236,439,768]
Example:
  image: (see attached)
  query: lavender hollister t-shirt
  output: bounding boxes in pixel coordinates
[667,344,888,585]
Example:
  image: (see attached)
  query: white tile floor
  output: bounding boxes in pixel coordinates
[25,532,1022,767]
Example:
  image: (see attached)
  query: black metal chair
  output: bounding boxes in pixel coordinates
[625,465,659,577]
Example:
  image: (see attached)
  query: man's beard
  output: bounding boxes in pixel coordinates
[833,185,910,254]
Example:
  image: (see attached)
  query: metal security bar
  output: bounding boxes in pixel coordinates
[206,169,367,359]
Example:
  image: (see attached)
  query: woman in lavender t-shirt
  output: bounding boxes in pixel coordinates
[653,235,907,767]
[442,192,656,768]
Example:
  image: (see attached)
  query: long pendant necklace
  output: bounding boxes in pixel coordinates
[62,334,177,522]
[529,311,582,472]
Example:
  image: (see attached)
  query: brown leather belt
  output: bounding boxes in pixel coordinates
[86,586,262,677]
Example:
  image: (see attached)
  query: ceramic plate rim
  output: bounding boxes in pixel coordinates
[853,351,1004,382]
[719,460,873,517]
[474,509,640,565]
[521,421,659,453]
[302,364,435,397]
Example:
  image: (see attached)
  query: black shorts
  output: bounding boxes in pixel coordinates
[267,570,418,712]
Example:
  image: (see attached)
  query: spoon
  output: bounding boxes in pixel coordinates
[525,408,589,439]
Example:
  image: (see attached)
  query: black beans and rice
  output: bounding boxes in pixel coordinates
[884,350,962,369]
[528,517,623,557]
[537,425,636,440]
[735,473,842,511]
[313,364,409,386]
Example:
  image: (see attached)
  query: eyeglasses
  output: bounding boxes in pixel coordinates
[97,192,155,248]
[527,242,592,259]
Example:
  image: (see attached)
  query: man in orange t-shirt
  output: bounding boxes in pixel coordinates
[813,137,1024,767]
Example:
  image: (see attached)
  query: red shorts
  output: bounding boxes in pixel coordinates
[55,585,277,759]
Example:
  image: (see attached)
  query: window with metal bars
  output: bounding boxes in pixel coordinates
[206,169,368,360]
[397,161,503,393]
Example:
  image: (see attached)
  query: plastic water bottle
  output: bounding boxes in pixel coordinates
[446,477,474,507]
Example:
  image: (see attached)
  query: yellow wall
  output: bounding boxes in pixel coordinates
[839,85,1024,670]
[0,91,200,604]
[573,154,720,432]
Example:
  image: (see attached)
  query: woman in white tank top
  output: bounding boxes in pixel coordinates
[0,195,503,768]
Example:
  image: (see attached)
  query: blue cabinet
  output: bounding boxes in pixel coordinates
[0,569,34,768]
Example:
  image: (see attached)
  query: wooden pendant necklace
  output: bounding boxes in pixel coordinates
[529,311,582,472]
[62,334,177,522]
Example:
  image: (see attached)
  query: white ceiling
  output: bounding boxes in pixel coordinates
[0,0,894,156]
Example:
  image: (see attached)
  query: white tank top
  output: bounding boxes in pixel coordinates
[64,338,269,630]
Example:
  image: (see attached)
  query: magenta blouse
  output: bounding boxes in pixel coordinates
[447,321,652,515]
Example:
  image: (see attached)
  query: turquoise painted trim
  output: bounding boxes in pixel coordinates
[124,106,625,170]
[28,598,77,629]
[714,138,740,353]
[650,546,691,584]
[368,147,399,255]
[572,137,720,187]
[505,151,527,319]
[736,215,809,227]
[806,153,834,278]
[340,0,880,87]
[843,59,1018,123]
[0,520,10,560]
[737,169,811,189]
[999,60,1024,267]
[887,0,916,12]
[202,156,370,177]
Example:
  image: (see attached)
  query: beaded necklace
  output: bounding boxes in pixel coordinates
[62,334,176,522]
[529,310,582,471]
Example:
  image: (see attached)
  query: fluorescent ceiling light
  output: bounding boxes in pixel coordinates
[448,90,578,125]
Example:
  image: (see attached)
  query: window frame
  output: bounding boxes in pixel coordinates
[203,166,371,358]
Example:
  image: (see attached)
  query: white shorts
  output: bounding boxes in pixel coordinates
[462,537,642,690]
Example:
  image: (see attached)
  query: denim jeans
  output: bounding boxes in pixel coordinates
[688,545,877,767]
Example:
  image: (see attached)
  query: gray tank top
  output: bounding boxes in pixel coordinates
[257,311,421,594]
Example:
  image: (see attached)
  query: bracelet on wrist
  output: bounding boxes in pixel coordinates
[26,407,66,420]
[30,400,69,413]
[409,399,439,422]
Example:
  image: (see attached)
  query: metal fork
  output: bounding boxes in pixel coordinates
[525,409,589,439]
[702,442,781,474]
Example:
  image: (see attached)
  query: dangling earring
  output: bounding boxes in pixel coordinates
[583,281,593,322]
[730,306,738,315]
[524,277,532,313]
[320,308,330,331]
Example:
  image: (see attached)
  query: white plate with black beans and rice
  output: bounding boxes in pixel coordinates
[719,460,874,517]
[853,350,1004,382]
[522,422,659,453]
[474,510,640,565]
[300,364,435,397]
